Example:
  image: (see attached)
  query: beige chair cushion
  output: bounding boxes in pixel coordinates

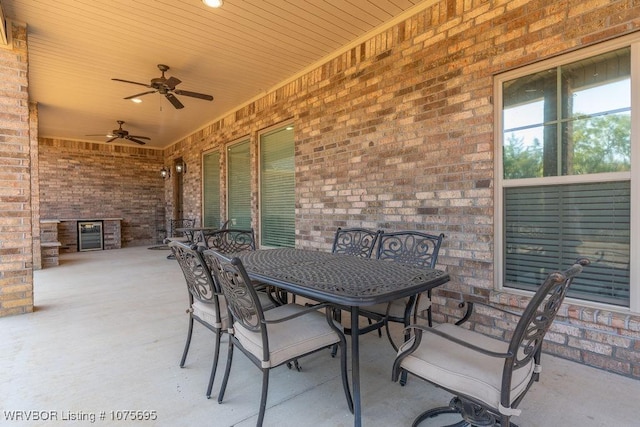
[398,323,534,410]
[192,299,228,329]
[192,291,274,329]
[233,304,341,368]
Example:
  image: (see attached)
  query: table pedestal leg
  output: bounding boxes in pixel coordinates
[351,307,361,427]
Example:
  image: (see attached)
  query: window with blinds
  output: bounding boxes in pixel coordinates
[260,125,295,248]
[227,140,252,230]
[498,41,635,308]
[504,182,630,306]
[202,150,221,227]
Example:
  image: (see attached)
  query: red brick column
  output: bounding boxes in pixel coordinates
[0,22,33,316]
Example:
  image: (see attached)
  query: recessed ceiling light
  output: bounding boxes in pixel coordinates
[202,0,223,8]
[131,98,142,103]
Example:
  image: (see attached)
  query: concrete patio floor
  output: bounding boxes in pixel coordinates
[1,246,638,426]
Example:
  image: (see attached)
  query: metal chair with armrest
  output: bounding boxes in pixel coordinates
[204,249,354,427]
[392,258,589,427]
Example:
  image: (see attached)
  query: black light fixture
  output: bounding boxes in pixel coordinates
[175,162,187,174]
[160,166,171,180]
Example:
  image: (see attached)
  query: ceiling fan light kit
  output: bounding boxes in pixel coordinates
[112,64,213,110]
[86,120,150,145]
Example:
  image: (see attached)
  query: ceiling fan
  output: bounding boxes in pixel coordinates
[86,120,150,145]
[112,64,214,109]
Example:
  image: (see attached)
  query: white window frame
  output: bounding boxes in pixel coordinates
[494,33,640,313]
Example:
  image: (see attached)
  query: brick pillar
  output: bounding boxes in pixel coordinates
[0,21,33,316]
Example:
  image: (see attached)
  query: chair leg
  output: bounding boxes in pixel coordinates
[218,340,234,404]
[385,320,399,353]
[398,319,412,386]
[257,369,270,427]
[206,329,222,399]
[179,316,194,367]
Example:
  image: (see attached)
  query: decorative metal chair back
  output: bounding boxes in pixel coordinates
[376,230,444,268]
[169,240,219,305]
[392,258,589,426]
[505,258,589,381]
[331,227,381,258]
[169,218,196,238]
[205,251,265,336]
[203,229,256,253]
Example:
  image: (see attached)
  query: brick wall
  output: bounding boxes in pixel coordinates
[163,1,640,378]
[0,22,32,316]
[38,138,166,247]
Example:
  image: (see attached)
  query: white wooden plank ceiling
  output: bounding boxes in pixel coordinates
[2,0,428,148]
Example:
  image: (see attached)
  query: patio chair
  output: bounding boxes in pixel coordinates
[360,230,445,352]
[169,240,226,399]
[330,227,383,352]
[392,258,589,427]
[201,228,287,307]
[169,218,196,240]
[331,227,381,258]
[204,250,354,427]
[166,218,196,259]
[201,228,257,252]
[170,240,277,399]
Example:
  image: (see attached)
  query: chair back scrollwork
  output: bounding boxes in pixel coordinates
[204,250,263,333]
[508,258,590,372]
[331,227,382,258]
[203,229,257,253]
[377,230,445,268]
[169,240,218,304]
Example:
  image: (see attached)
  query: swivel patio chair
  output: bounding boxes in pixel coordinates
[360,230,445,352]
[392,258,589,427]
[204,250,354,427]
[169,240,226,399]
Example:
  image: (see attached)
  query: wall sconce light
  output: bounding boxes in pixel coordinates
[160,166,171,180]
[175,162,187,174]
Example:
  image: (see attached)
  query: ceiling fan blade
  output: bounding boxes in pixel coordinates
[165,93,184,109]
[124,90,156,100]
[165,76,181,89]
[112,78,152,88]
[86,134,109,136]
[128,135,151,140]
[174,89,214,101]
[106,137,118,143]
[127,137,147,145]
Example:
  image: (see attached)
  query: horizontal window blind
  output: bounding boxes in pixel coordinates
[260,127,295,248]
[228,140,252,230]
[202,151,220,227]
[504,181,630,306]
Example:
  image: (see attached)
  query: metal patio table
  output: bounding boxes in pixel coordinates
[234,247,450,427]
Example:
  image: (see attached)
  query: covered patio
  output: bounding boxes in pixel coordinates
[1,247,637,426]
